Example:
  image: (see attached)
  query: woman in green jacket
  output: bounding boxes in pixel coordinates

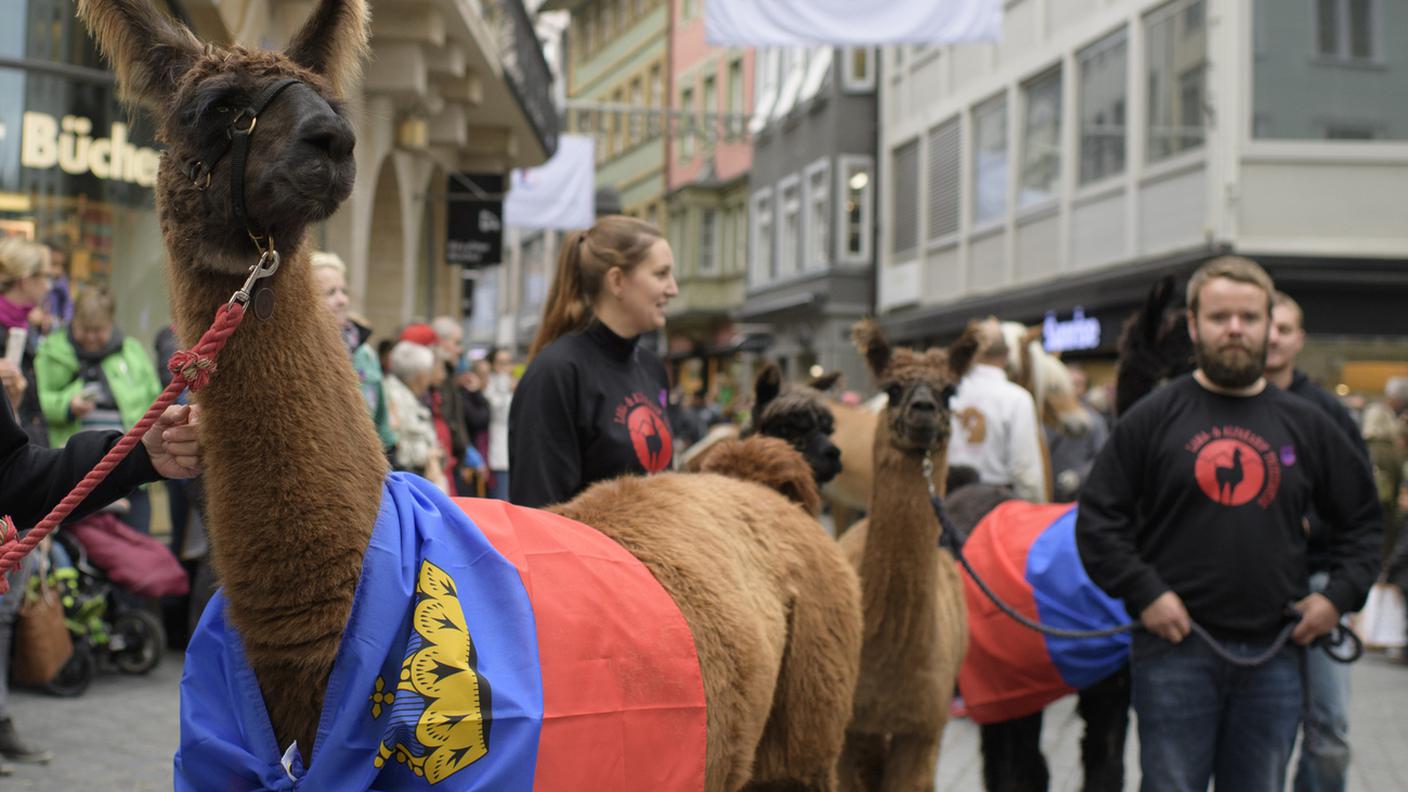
[35,286,162,531]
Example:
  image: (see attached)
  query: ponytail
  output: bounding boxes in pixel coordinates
[527,216,663,361]
[529,230,591,359]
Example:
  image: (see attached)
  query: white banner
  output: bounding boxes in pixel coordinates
[705,0,1001,47]
[504,135,596,231]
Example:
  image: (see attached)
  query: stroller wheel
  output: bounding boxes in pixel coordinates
[111,610,165,675]
[42,642,96,698]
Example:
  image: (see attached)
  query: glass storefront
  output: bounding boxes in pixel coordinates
[1,0,169,344]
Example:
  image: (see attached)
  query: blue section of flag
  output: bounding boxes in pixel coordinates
[1026,507,1132,690]
[176,472,544,790]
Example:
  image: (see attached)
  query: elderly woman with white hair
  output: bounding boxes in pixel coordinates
[310,252,395,456]
[383,340,448,492]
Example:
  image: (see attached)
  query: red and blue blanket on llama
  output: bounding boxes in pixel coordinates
[176,473,707,790]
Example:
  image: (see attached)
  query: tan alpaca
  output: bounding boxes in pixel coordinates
[77,1,861,788]
[836,321,978,792]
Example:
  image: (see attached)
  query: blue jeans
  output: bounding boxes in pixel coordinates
[1293,572,1350,792]
[1132,630,1303,792]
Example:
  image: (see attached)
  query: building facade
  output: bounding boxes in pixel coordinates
[875,0,1408,390]
[0,0,555,351]
[662,0,753,398]
[743,46,879,393]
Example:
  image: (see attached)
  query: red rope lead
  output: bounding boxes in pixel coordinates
[0,303,247,593]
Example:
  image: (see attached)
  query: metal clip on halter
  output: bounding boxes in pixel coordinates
[230,248,281,307]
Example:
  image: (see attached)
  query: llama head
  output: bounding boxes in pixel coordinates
[853,319,980,455]
[78,0,370,274]
[749,363,842,485]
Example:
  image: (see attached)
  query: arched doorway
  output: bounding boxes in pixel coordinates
[364,156,406,340]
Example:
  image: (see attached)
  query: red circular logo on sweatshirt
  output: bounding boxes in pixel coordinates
[1193,438,1266,507]
[627,407,672,473]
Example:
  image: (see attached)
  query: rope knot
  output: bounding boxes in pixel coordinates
[169,350,217,391]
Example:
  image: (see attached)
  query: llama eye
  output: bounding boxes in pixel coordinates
[884,383,903,402]
[215,105,231,114]
[940,385,957,405]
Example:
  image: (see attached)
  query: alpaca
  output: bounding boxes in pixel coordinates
[77,2,862,788]
[836,320,979,792]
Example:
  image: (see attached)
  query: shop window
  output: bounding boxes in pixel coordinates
[1078,27,1128,185]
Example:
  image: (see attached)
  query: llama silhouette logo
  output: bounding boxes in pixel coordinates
[625,403,672,473]
[1192,437,1268,507]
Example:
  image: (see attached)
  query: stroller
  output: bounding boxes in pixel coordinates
[36,510,189,697]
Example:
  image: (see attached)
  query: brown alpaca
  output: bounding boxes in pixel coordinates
[78,2,861,788]
[836,321,978,792]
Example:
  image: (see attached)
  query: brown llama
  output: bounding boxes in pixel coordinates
[77,1,862,788]
[837,320,979,792]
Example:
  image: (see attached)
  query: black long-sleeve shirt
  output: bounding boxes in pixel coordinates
[1284,369,1372,573]
[1076,374,1381,641]
[2,393,161,528]
[508,322,674,509]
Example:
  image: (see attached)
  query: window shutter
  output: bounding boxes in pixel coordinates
[926,118,961,241]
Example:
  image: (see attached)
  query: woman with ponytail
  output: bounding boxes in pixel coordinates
[508,215,679,507]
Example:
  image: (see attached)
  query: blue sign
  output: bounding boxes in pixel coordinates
[1042,307,1101,353]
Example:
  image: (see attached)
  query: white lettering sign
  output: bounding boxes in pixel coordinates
[1043,307,1102,353]
[19,112,160,188]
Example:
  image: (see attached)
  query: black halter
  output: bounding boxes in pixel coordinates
[182,77,303,241]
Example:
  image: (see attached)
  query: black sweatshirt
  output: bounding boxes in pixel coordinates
[1285,369,1372,573]
[508,322,674,509]
[1076,374,1381,641]
[1,393,160,529]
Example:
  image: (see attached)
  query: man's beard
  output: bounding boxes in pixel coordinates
[1196,336,1267,389]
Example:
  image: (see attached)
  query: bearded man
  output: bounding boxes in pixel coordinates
[1075,256,1381,792]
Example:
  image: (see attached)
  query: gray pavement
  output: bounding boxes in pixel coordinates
[5,648,1407,790]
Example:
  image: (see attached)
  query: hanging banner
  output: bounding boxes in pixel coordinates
[446,173,504,268]
[705,0,1002,46]
[504,135,596,231]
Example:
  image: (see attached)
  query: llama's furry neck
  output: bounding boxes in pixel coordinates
[857,419,945,640]
[169,236,387,756]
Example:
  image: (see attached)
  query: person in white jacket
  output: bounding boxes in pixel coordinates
[947,318,1048,502]
[484,347,515,500]
[383,341,447,493]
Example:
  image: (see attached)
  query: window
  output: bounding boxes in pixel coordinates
[629,78,643,145]
[778,176,801,278]
[1145,0,1206,162]
[1019,68,1061,208]
[973,94,1008,226]
[1317,0,1376,61]
[837,155,874,263]
[699,208,719,275]
[804,159,831,270]
[1078,28,1128,184]
[773,49,808,120]
[701,74,717,148]
[680,85,695,159]
[583,14,595,58]
[751,49,781,132]
[613,88,627,155]
[751,189,774,284]
[649,63,663,106]
[683,0,698,22]
[890,140,920,257]
[726,59,745,140]
[601,2,614,42]
[926,118,961,241]
[842,47,876,92]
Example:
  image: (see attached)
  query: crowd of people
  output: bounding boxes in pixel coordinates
[5,217,1408,789]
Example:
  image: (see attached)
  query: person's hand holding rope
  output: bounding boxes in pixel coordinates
[1140,591,1192,644]
[142,404,204,479]
[1291,592,1340,646]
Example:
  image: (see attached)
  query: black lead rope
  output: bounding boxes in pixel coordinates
[928,494,1364,667]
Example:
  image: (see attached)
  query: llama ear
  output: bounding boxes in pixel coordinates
[754,363,783,416]
[947,322,983,380]
[285,0,372,95]
[851,319,891,381]
[77,0,202,110]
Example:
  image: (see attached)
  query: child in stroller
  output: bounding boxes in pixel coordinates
[34,503,189,697]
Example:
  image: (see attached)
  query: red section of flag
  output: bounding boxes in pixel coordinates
[957,501,1075,725]
[456,498,708,791]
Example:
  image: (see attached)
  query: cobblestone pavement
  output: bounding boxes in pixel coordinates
[6,648,1407,789]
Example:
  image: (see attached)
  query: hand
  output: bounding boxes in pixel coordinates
[0,360,25,405]
[142,404,203,479]
[1140,591,1191,644]
[1291,592,1341,646]
[70,393,95,418]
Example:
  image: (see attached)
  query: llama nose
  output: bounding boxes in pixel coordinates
[300,115,355,160]
[909,398,938,413]
[825,445,841,460]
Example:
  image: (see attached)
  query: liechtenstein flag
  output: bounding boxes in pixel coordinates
[176,473,707,790]
[957,502,1131,725]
